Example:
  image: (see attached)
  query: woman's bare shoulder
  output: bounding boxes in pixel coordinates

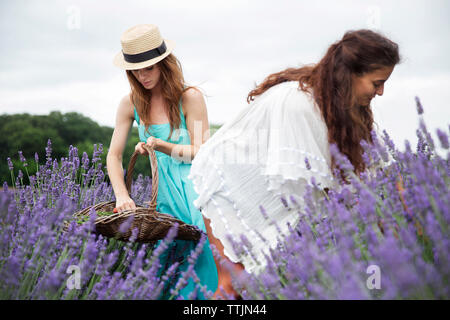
[181,87,206,115]
[120,92,133,108]
[182,87,204,102]
[117,93,135,119]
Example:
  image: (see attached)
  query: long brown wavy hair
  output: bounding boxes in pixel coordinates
[126,53,190,140]
[247,29,400,174]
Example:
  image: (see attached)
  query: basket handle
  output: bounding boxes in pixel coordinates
[125,144,159,212]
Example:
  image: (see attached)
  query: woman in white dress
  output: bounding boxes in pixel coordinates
[188,29,400,298]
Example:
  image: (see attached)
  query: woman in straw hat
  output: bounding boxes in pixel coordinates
[107,24,218,299]
[188,29,400,297]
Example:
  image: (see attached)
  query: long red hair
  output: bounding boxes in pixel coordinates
[126,54,191,140]
[247,29,400,174]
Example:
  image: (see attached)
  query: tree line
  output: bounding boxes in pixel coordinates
[0,111,221,187]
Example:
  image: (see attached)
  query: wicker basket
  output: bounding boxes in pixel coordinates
[68,144,203,242]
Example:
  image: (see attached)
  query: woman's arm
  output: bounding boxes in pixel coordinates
[152,88,210,163]
[106,94,137,211]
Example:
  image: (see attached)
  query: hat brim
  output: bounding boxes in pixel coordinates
[113,39,175,70]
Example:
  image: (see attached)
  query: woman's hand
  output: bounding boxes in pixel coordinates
[146,136,160,150]
[135,137,160,155]
[135,142,149,155]
[115,195,137,213]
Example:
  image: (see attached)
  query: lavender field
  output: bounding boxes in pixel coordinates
[0,98,448,300]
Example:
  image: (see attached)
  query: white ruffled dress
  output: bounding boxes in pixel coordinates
[188,81,337,274]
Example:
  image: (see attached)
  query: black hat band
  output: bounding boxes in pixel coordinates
[122,41,167,63]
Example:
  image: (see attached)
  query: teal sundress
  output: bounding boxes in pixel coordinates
[133,101,218,300]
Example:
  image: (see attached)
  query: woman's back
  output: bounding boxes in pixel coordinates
[189,80,336,274]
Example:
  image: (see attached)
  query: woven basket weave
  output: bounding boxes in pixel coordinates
[68,144,203,242]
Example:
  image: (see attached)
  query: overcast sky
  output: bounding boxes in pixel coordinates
[1,0,449,150]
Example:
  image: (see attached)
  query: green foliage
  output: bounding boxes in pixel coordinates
[1,112,136,185]
[209,124,221,136]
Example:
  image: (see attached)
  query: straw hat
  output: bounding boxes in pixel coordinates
[113,24,175,70]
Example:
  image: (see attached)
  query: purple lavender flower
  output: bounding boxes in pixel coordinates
[304,157,311,170]
[118,215,135,234]
[436,129,449,150]
[45,139,52,161]
[7,157,13,171]
[81,152,89,171]
[415,96,424,115]
[329,144,354,172]
[92,144,103,164]
[18,151,28,167]
[280,195,289,209]
[259,205,269,220]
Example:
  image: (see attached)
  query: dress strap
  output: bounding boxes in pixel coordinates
[178,99,186,125]
[133,105,140,125]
